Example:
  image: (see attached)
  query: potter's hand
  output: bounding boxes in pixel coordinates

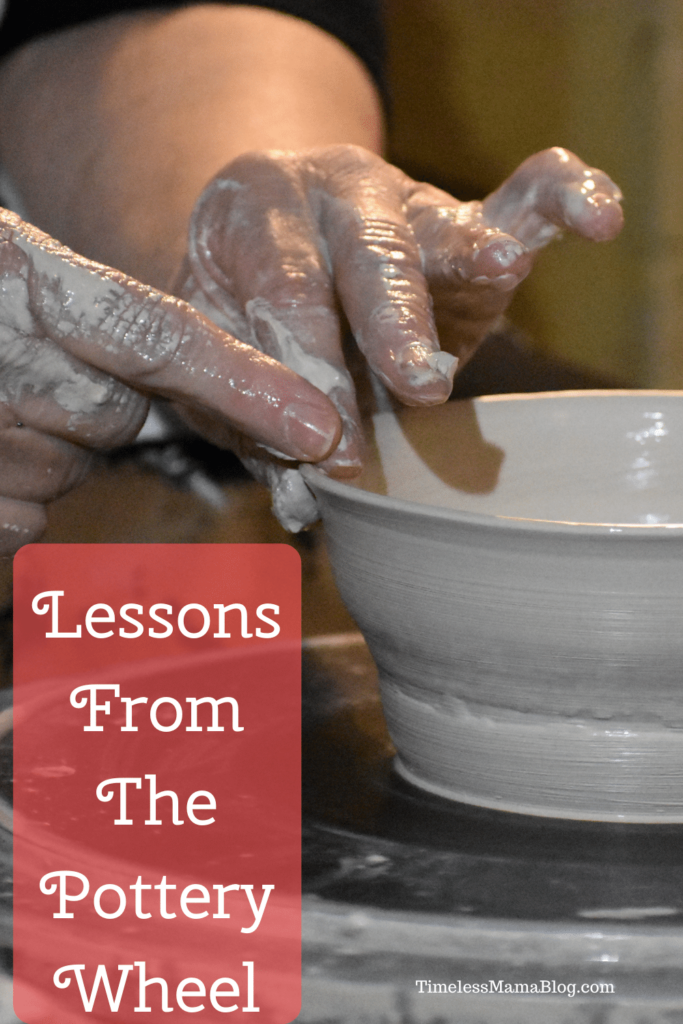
[0,209,340,553]
[177,145,623,529]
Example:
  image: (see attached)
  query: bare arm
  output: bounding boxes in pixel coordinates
[0,6,622,535]
[0,4,384,289]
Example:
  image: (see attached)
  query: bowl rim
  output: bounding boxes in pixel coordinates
[302,389,683,538]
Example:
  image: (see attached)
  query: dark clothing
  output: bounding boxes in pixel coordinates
[0,0,387,103]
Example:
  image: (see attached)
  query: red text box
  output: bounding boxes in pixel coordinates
[13,544,301,1022]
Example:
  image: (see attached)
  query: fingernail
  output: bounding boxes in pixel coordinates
[470,272,520,292]
[255,443,298,461]
[282,401,341,461]
[585,193,624,241]
[324,459,363,479]
[473,238,526,270]
[317,424,364,477]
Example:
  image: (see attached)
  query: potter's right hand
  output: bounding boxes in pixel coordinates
[0,209,341,554]
[177,145,623,531]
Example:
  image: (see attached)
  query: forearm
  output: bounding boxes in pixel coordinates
[0,4,384,289]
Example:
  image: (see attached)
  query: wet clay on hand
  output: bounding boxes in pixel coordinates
[177,145,623,530]
[0,208,341,553]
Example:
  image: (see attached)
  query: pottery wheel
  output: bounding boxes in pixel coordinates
[300,634,683,1023]
[2,642,683,1022]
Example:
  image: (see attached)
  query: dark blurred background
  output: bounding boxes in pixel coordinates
[384,0,681,389]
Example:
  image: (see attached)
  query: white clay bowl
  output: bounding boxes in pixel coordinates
[302,391,683,822]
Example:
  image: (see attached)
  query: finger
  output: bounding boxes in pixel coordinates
[172,405,319,531]
[405,183,535,355]
[185,155,363,477]
[312,147,458,406]
[246,301,364,477]
[405,183,533,288]
[0,497,46,556]
[481,147,624,249]
[0,327,149,449]
[1,210,341,463]
[407,193,532,357]
[0,220,149,448]
[0,417,92,502]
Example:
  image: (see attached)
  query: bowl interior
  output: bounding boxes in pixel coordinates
[355,391,683,526]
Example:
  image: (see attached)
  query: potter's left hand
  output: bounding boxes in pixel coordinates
[177,145,623,529]
[0,209,341,553]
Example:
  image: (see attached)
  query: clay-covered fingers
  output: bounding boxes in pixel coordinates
[0,213,139,551]
[186,148,457,423]
[181,146,460,531]
[178,145,624,530]
[0,209,342,547]
[481,147,624,249]
[310,147,457,407]
[184,154,362,478]
[0,219,149,450]
[404,149,623,364]
[404,184,535,359]
[405,183,533,290]
[1,210,341,464]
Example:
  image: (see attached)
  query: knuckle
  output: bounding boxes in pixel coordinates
[313,143,384,179]
[0,329,122,419]
[331,200,416,266]
[98,291,186,379]
[204,150,297,202]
